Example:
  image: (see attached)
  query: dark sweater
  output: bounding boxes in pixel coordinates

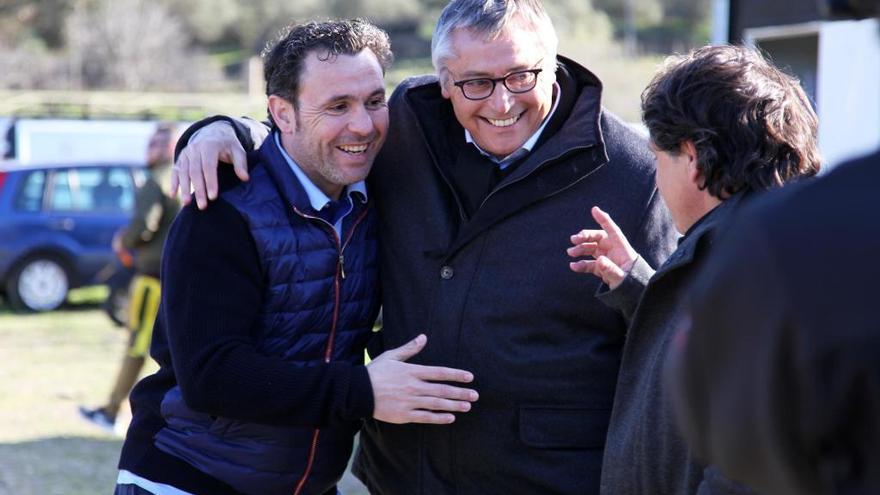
[118,197,374,494]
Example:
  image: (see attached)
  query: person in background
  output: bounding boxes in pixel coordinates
[80,123,180,433]
[2,118,15,159]
[568,45,821,494]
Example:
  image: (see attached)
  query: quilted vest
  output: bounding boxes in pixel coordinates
[154,134,380,495]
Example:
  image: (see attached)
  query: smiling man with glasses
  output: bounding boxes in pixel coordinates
[170,1,678,493]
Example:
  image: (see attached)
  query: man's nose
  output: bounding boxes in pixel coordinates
[487,84,515,114]
[348,105,375,135]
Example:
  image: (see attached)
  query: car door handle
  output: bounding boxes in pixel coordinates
[49,218,76,231]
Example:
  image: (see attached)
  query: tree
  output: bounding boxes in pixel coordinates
[64,0,225,91]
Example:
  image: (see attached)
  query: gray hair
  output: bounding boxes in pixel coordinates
[431,0,558,83]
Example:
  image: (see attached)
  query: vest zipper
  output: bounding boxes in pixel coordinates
[293,430,321,495]
[291,204,370,494]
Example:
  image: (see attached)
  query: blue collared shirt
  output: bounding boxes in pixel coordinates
[465,81,562,170]
[274,133,367,237]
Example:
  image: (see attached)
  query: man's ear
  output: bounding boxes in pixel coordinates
[268,95,296,133]
[681,140,702,185]
[439,70,452,100]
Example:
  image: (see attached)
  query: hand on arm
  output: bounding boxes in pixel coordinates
[367,334,479,425]
[171,122,249,209]
[567,206,640,290]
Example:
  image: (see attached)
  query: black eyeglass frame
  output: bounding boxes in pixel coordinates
[452,68,544,101]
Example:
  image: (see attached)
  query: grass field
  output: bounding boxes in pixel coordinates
[0,288,367,495]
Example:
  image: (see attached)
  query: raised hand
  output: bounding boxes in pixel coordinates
[367,334,479,425]
[171,122,249,209]
[567,206,640,290]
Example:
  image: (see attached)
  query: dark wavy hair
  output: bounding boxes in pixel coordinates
[262,19,393,124]
[641,45,821,198]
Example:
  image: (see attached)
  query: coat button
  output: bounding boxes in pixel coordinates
[440,265,454,280]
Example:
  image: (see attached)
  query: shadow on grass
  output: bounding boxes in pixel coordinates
[0,436,122,495]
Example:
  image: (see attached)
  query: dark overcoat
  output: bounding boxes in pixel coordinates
[352,57,678,495]
[597,195,754,495]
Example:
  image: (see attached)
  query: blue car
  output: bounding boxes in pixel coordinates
[0,161,145,311]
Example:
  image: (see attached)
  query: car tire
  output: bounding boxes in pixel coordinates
[6,255,70,312]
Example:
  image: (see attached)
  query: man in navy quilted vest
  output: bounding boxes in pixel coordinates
[115,19,479,495]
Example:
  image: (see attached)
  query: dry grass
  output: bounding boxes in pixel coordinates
[0,292,367,494]
[0,302,132,494]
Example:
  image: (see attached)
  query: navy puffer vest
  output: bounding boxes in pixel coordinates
[154,134,380,495]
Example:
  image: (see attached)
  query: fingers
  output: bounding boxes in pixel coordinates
[175,152,193,206]
[203,154,219,203]
[379,334,427,362]
[230,144,249,182]
[411,396,473,413]
[422,382,479,402]
[189,144,221,209]
[570,256,625,287]
[569,258,618,283]
[190,161,209,210]
[567,242,598,258]
[591,206,625,239]
[404,410,457,425]
[413,365,474,384]
[369,374,479,425]
[570,229,606,246]
[169,164,180,198]
[569,259,599,275]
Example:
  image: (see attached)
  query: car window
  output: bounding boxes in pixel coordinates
[78,168,127,212]
[107,168,135,212]
[46,167,134,213]
[14,169,46,212]
[48,169,76,211]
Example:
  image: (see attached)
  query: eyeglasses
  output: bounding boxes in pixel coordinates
[452,68,543,101]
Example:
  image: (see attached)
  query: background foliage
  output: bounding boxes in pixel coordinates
[0,0,711,121]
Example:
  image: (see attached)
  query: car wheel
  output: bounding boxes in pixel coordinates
[6,256,70,312]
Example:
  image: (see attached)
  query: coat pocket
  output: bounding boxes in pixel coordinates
[519,405,611,449]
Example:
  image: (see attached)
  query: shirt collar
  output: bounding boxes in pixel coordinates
[465,81,562,169]
[274,133,367,211]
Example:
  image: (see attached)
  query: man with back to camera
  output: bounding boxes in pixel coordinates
[171,1,678,493]
[666,6,880,494]
[115,19,478,495]
[667,148,880,495]
[567,45,821,494]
